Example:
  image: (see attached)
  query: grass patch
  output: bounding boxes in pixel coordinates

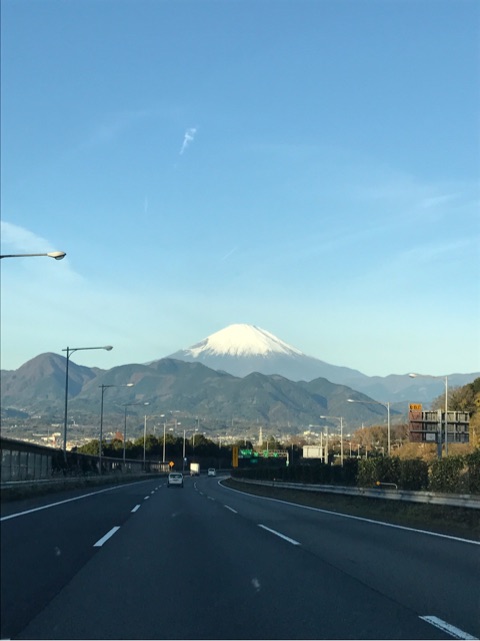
[224,478,480,541]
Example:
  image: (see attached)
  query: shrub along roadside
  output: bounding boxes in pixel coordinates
[231,448,480,494]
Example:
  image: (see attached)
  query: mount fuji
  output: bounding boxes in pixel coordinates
[167,324,367,387]
[166,324,479,403]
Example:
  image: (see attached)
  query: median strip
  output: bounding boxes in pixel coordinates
[258,524,300,546]
[93,526,120,547]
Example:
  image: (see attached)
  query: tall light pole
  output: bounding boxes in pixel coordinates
[99,383,133,472]
[183,428,186,472]
[320,415,344,466]
[167,420,181,467]
[141,405,152,469]
[347,398,391,456]
[409,373,449,457]
[192,427,199,453]
[1,251,66,260]
[122,401,148,465]
[63,345,113,459]
[160,415,166,463]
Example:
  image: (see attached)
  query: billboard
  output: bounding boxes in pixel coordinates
[409,408,470,443]
[302,446,324,459]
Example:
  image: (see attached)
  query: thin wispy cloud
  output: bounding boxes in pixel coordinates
[80,109,150,150]
[0,221,81,285]
[180,127,197,155]
[420,194,458,209]
[399,237,477,265]
[1,221,52,253]
[221,247,238,261]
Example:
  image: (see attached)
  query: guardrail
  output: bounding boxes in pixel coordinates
[232,477,480,510]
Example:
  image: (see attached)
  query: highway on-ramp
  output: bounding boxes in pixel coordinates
[1,475,478,640]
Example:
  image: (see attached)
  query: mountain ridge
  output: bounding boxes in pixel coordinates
[1,325,478,424]
[1,354,399,430]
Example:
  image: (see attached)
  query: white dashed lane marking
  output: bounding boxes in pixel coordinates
[93,526,120,547]
[257,524,300,546]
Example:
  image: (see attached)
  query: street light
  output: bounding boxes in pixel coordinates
[122,401,149,465]
[141,406,153,470]
[192,427,199,452]
[0,251,66,260]
[320,415,344,466]
[62,345,113,458]
[158,415,167,463]
[99,383,134,472]
[409,373,449,457]
[183,428,186,472]
[347,398,391,456]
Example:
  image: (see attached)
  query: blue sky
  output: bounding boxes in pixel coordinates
[1,0,479,377]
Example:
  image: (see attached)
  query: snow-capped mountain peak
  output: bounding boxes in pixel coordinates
[186,324,304,358]
[166,323,366,384]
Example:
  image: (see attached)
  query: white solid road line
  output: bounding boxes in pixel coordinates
[0,481,152,522]
[258,524,301,546]
[131,504,141,513]
[224,505,238,513]
[93,526,120,547]
[222,483,479,546]
[419,616,478,640]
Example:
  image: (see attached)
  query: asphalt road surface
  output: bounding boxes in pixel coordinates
[1,475,479,640]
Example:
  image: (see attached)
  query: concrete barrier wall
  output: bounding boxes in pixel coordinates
[0,436,162,482]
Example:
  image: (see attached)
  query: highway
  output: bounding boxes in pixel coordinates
[1,475,479,640]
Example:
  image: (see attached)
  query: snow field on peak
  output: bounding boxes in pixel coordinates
[188,324,304,358]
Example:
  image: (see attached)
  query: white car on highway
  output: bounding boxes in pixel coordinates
[167,472,184,488]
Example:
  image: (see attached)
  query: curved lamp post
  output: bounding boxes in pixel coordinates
[320,415,344,466]
[409,373,448,457]
[143,408,165,471]
[144,413,168,466]
[347,398,391,456]
[62,345,113,458]
[1,251,66,260]
[122,401,148,465]
[192,427,199,453]
[183,428,186,472]
[99,383,134,472]
[159,415,166,463]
